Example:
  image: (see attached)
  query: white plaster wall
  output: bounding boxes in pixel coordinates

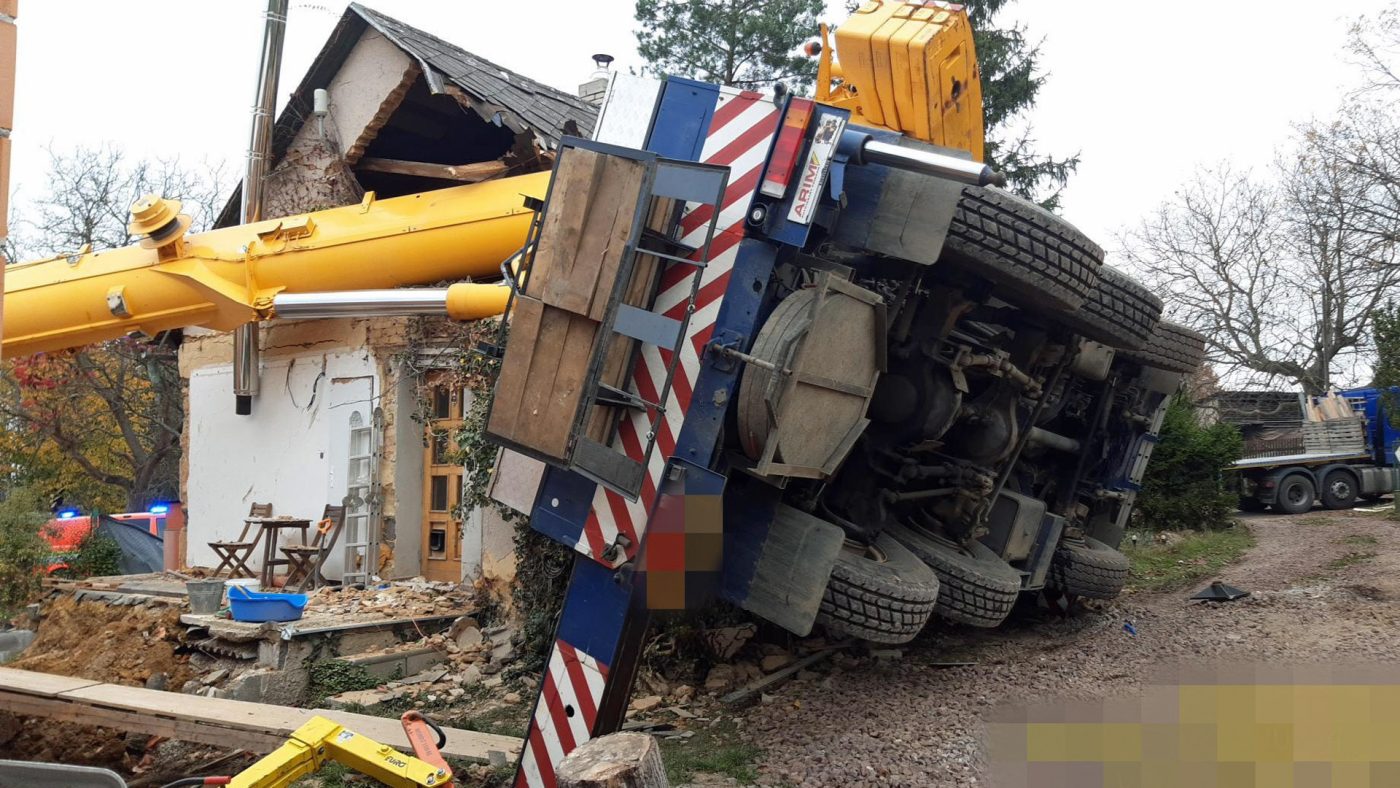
[327,27,414,161]
[185,350,378,575]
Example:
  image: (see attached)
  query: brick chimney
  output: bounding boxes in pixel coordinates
[579,54,613,106]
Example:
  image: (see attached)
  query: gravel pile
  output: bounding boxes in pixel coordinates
[741,511,1400,786]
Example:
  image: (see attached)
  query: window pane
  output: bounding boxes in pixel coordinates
[430,476,449,511]
[429,528,446,557]
[432,430,451,464]
[432,387,451,420]
[350,427,370,456]
[349,458,370,485]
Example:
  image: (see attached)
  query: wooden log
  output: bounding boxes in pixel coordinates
[356,157,508,183]
[556,732,669,788]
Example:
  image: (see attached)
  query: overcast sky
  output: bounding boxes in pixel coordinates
[9,1,1392,254]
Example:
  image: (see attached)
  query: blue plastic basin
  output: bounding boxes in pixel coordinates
[227,586,308,623]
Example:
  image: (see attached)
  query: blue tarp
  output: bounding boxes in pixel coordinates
[94,516,163,575]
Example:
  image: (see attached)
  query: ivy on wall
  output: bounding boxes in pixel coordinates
[397,314,570,673]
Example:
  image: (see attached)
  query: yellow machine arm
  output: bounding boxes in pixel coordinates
[229,715,450,788]
[814,0,985,159]
[2,172,549,359]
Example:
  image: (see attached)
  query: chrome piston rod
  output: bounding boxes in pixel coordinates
[271,283,510,322]
[845,132,1007,188]
[272,290,453,319]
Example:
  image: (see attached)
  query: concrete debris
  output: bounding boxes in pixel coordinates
[455,625,484,648]
[504,691,522,704]
[304,578,475,619]
[703,664,737,693]
[702,623,757,660]
[200,668,229,686]
[629,695,664,714]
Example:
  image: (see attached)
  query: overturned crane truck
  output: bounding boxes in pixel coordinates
[479,5,1208,785]
[0,3,1205,785]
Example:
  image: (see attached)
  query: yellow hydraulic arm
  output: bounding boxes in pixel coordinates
[228,715,451,787]
[2,172,549,359]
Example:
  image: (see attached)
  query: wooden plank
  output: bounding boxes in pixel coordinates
[0,668,521,763]
[719,650,837,707]
[533,151,648,318]
[528,148,606,308]
[0,692,285,753]
[514,306,579,458]
[356,157,508,183]
[0,666,102,698]
[585,197,676,444]
[488,294,545,446]
[62,682,309,731]
[577,156,649,322]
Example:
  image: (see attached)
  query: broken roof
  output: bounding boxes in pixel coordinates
[217,2,595,226]
[351,3,596,145]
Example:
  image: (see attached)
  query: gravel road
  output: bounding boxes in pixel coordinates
[738,510,1400,786]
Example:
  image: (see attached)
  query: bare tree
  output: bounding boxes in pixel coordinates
[0,145,227,511]
[1122,135,1400,394]
[9,143,226,259]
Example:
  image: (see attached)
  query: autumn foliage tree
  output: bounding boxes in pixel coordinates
[0,145,224,512]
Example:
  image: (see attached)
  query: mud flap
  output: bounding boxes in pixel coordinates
[721,478,845,636]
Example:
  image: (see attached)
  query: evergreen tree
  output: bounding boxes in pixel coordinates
[635,0,825,92]
[966,0,1079,209]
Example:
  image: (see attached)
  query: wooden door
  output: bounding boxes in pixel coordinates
[422,376,465,582]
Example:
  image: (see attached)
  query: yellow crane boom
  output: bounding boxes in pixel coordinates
[2,172,548,359]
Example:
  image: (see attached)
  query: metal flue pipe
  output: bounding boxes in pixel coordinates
[234,0,289,417]
[272,285,511,323]
[842,131,1007,188]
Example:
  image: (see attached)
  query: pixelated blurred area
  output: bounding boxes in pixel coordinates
[641,487,723,611]
[989,665,1400,788]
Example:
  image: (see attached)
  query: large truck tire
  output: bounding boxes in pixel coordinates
[1120,321,1206,374]
[1048,537,1130,599]
[887,523,1021,628]
[817,533,941,644]
[943,186,1104,314]
[1056,266,1162,350]
[1320,468,1358,510]
[1275,473,1316,515]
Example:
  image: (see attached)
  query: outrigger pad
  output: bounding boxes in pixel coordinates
[1191,581,1250,602]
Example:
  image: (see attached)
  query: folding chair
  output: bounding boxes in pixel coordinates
[282,504,346,593]
[209,502,272,578]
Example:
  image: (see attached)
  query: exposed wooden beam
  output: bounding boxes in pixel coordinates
[356,157,509,183]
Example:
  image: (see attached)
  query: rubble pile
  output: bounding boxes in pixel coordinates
[305,578,475,619]
[324,616,524,710]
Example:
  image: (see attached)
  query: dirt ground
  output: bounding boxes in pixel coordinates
[736,508,1400,786]
[9,595,194,688]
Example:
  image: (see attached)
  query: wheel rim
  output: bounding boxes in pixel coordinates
[1330,479,1353,499]
[1287,484,1308,505]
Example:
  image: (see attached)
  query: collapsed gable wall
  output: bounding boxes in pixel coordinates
[261,26,416,218]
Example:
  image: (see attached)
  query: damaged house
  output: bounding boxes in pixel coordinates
[179,3,595,585]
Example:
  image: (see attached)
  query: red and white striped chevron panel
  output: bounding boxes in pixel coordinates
[516,639,609,788]
[518,87,781,788]
[574,88,781,565]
